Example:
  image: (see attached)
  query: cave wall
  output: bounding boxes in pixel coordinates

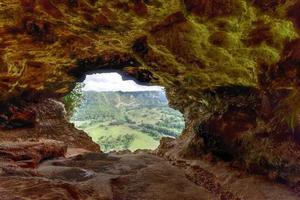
[0,98,100,151]
[1,0,300,185]
[0,0,298,100]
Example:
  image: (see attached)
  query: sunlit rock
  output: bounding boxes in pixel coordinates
[0,139,66,168]
[0,0,300,198]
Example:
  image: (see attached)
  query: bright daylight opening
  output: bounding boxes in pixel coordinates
[68,72,185,152]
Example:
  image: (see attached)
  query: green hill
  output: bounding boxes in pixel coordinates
[71,91,184,152]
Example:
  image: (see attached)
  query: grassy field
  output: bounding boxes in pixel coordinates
[126,108,165,124]
[75,122,159,152]
[71,91,184,152]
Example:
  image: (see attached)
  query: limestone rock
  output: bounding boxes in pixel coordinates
[0,0,300,197]
[0,99,100,152]
[1,152,299,199]
[0,140,66,168]
[0,0,298,102]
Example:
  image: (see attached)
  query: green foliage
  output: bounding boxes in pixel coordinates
[275,88,300,132]
[71,91,185,152]
[198,93,223,114]
[63,83,85,119]
[240,135,288,175]
[98,134,134,152]
[85,124,159,152]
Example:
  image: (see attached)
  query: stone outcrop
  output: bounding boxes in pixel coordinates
[1,151,299,200]
[0,0,300,198]
[0,99,100,152]
[0,140,66,168]
[0,0,298,101]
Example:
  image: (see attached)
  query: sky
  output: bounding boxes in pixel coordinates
[83,73,164,92]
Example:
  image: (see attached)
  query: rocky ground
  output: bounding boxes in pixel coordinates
[0,99,100,152]
[1,0,300,199]
[0,140,299,200]
[0,99,299,199]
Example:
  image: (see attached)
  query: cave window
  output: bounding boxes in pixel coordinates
[68,72,184,152]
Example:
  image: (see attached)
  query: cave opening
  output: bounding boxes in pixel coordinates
[66,72,185,153]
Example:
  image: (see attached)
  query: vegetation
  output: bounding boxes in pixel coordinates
[274,88,300,132]
[98,134,135,152]
[63,83,85,119]
[71,91,185,152]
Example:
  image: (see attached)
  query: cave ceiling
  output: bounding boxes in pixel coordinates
[0,0,299,105]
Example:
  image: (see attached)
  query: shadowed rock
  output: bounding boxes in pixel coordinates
[0,140,67,168]
[0,0,300,199]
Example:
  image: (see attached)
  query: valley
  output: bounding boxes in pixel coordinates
[71,91,185,152]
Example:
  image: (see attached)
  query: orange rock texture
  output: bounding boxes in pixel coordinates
[0,0,298,101]
[1,0,300,191]
[0,139,66,168]
[0,98,100,151]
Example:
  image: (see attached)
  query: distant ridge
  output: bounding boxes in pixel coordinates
[71,90,184,152]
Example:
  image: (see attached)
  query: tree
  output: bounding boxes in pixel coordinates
[63,83,85,120]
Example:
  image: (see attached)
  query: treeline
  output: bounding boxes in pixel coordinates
[128,123,180,140]
[140,123,179,138]
[97,134,134,152]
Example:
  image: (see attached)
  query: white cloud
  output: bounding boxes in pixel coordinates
[83,73,164,92]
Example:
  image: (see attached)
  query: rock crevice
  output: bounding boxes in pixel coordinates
[0,0,300,198]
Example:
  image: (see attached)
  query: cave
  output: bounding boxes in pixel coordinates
[68,72,184,152]
[1,0,300,199]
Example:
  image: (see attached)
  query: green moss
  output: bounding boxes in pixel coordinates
[256,15,299,49]
[251,45,281,66]
[242,136,290,176]
[148,1,299,91]
[275,88,300,132]
[63,83,84,119]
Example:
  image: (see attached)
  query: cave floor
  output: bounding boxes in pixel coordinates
[0,151,299,200]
